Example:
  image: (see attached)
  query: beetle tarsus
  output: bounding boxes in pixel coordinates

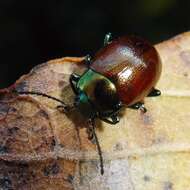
[111,115,120,124]
[85,54,92,66]
[129,102,147,113]
[86,127,94,141]
[100,114,120,124]
[70,73,80,82]
[70,73,80,95]
[104,32,112,46]
[148,88,161,97]
[115,101,123,110]
[139,104,147,113]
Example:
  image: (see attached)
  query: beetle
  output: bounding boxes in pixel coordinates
[15,33,162,175]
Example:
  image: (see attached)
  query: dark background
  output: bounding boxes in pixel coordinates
[0,0,189,88]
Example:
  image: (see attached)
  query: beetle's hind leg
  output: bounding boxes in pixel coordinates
[147,88,161,97]
[104,32,112,46]
[128,102,147,113]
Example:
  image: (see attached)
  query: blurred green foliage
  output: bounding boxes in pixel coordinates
[139,0,176,17]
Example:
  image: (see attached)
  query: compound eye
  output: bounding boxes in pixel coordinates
[93,79,119,111]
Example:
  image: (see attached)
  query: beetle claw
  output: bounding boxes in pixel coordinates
[85,54,92,66]
[128,102,147,113]
[148,88,161,97]
[104,32,112,46]
[139,104,147,113]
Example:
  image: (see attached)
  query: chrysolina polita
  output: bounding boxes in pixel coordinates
[15,33,162,175]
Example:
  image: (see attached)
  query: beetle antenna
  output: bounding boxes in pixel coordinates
[14,90,69,110]
[90,119,104,175]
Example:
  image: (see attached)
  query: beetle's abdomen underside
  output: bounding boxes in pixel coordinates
[91,36,162,105]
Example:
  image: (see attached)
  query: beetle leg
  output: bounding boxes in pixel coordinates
[147,88,161,97]
[104,32,112,46]
[110,114,120,124]
[86,126,94,141]
[84,54,92,67]
[128,102,147,113]
[70,73,80,95]
[99,102,123,118]
[114,101,123,110]
[100,114,120,125]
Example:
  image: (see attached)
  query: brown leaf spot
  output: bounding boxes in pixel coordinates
[58,80,66,88]
[43,162,60,176]
[153,135,167,144]
[143,175,151,182]
[8,107,17,113]
[183,72,188,77]
[163,181,173,190]
[0,176,12,190]
[67,174,74,184]
[37,110,49,120]
[113,143,123,151]
[128,155,139,160]
[17,162,29,168]
[0,145,9,154]
[0,103,9,114]
[8,127,19,135]
[51,139,56,148]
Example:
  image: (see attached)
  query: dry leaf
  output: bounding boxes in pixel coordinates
[0,33,190,190]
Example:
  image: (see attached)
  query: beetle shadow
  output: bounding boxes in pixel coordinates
[63,108,104,134]
[59,84,128,147]
[61,85,102,120]
[59,87,104,145]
